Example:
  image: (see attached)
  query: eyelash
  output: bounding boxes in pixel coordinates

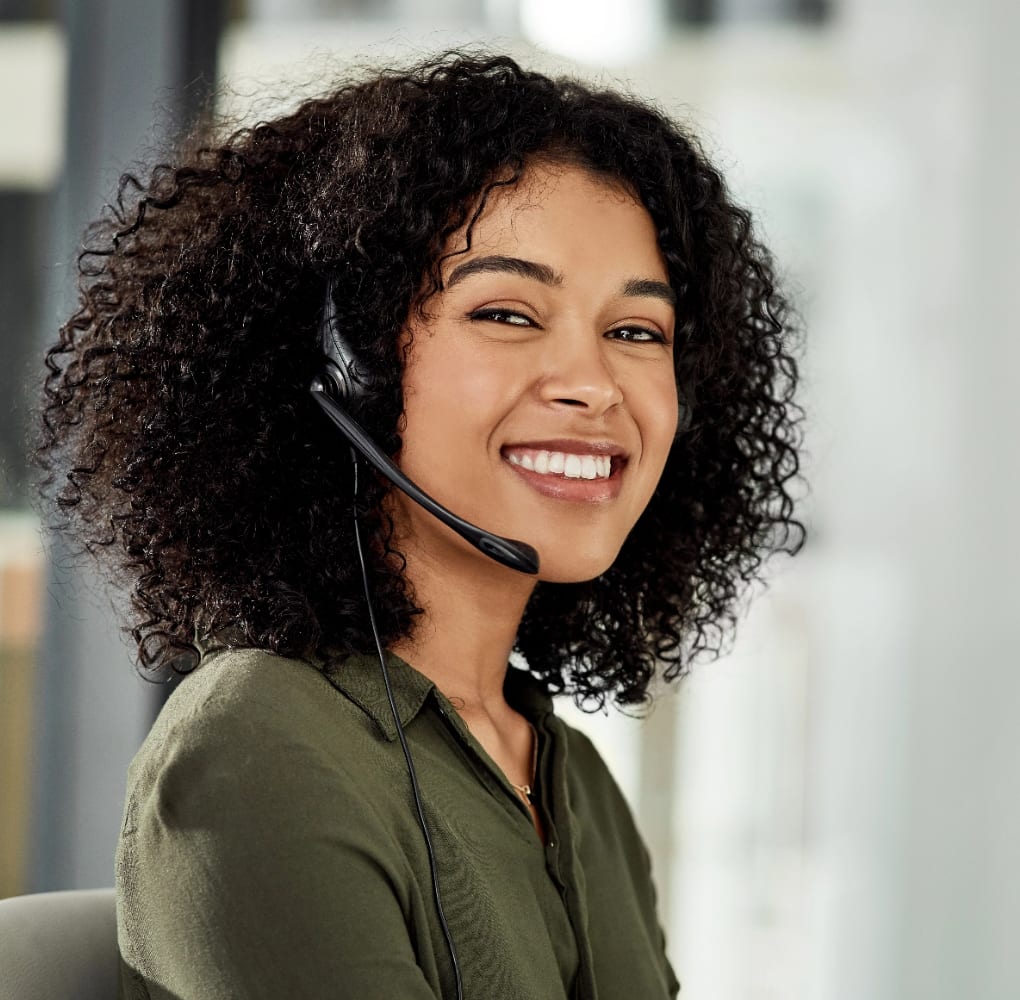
[469,308,668,344]
[471,308,533,327]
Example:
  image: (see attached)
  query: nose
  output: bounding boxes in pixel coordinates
[537,330,624,416]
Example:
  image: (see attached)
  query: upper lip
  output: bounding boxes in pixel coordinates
[501,439,629,458]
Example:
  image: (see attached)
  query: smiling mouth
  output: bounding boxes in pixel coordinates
[501,446,625,482]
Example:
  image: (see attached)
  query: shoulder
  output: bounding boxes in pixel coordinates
[142,646,360,753]
[161,645,335,718]
[136,649,336,762]
[116,651,434,998]
[123,648,375,832]
[554,716,620,794]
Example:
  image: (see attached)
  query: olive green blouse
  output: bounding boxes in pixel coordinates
[116,647,680,999]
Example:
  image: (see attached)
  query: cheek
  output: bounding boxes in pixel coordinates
[637,375,680,465]
[447,354,515,413]
[400,342,517,457]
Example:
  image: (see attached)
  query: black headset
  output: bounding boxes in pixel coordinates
[309,281,543,1000]
[310,282,539,574]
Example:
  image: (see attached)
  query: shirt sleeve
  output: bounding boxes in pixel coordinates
[116,687,442,1000]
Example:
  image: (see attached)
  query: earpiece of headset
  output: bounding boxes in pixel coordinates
[311,280,373,404]
[309,280,540,575]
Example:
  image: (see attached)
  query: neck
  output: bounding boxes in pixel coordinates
[388,530,537,720]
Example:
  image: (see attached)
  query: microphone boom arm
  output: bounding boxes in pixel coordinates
[311,387,539,575]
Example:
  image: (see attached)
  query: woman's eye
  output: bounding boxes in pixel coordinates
[470,308,533,327]
[608,326,667,344]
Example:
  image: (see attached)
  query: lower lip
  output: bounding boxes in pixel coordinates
[503,459,624,502]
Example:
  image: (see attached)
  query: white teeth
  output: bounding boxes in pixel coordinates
[507,449,615,480]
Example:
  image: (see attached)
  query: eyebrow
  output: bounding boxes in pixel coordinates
[447,254,561,288]
[621,277,676,307]
[445,254,676,307]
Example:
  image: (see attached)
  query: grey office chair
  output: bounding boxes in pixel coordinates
[0,888,118,1000]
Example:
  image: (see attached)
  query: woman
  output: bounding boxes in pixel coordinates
[37,51,805,999]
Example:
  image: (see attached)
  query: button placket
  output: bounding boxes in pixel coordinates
[435,701,548,843]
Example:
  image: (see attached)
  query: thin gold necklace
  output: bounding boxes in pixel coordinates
[508,721,538,803]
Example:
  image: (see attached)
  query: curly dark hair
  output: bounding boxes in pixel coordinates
[35,50,806,709]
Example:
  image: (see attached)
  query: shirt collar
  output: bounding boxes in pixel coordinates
[321,651,554,741]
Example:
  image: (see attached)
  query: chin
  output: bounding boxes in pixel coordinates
[534,546,621,585]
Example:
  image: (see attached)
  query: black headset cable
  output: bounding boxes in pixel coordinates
[350,450,465,1000]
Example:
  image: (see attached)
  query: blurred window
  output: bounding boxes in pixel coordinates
[0,192,47,509]
[0,14,61,512]
[238,0,833,27]
[0,0,60,900]
[0,0,56,21]
[669,0,831,23]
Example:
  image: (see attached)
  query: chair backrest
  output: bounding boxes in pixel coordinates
[0,888,118,1000]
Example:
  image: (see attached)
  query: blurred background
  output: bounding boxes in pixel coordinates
[1,0,1017,997]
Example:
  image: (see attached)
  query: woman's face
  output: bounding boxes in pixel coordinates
[394,161,679,583]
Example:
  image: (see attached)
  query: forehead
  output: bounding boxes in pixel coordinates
[440,162,668,282]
